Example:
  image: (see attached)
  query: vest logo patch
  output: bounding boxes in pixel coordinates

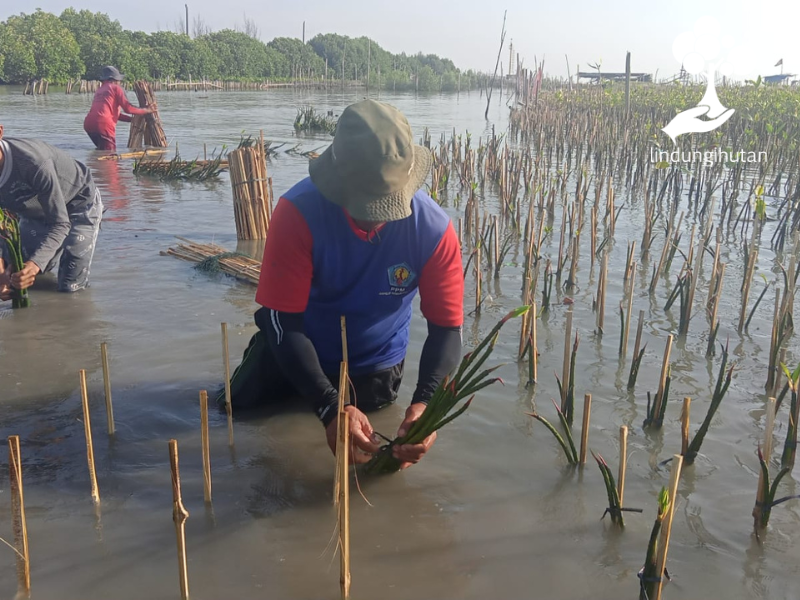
[386,263,415,294]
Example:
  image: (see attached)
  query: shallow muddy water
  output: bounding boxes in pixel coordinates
[1,85,799,600]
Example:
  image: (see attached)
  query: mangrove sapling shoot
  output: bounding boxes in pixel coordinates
[683,343,733,465]
[557,330,579,426]
[364,306,529,474]
[654,456,683,600]
[592,451,641,527]
[0,209,30,308]
[645,336,673,429]
[639,487,669,600]
[528,399,579,465]
[627,310,646,390]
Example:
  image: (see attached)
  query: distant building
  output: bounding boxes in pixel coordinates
[764,74,795,85]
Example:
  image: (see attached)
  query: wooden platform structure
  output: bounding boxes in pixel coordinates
[578,72,652,83]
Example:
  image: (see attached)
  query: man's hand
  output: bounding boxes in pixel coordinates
[0,258,11,301]
[325,405,381,464]
[392,403,437,470]
[10,261,39,290]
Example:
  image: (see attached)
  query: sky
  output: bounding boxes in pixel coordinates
[3,0,798,81]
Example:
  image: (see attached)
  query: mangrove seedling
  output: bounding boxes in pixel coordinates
[592,451,642,527]
[528,399,578,465]
[0,208,30,308]
[556,332,579,426]
[293,106,337,136]
[644,367,672,429]
[627,343,647,390]
[364,306,530,475]
[639,487,670,600]
[753,445,800,531]
[779,362,800,470]
[683,342,734,465]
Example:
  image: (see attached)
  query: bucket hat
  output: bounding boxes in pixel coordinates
[309,99,432,222]
[100,66,124,81]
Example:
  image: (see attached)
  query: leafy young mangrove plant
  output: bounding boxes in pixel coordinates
[364,306,530,475]
[753,445,800,530]
[683,342,733,465]
[780,362,800,470]
[639,487,670,600]
[0,208,30,308]
[528,399,578,465]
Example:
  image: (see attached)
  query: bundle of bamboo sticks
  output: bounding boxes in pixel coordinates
[228,135,272,240]
[164,237,261,284]
[128,81,167,148]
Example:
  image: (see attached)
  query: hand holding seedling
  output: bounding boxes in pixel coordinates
[326,405,381,464]
[10,261,40,290]
[392,403,438,469]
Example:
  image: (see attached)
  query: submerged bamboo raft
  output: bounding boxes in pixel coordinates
[163,238,261,285]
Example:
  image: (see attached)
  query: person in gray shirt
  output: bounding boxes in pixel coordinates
[0,125,103,299]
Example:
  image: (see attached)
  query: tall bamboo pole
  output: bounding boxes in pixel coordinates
[100,343,115,435]
[200,391,212,504]
[654,455,683,600]
[618,426,628,506]
[79,369,100,504]
[169,440,190,600]
[221,323,234,447]
[9,435,30,596]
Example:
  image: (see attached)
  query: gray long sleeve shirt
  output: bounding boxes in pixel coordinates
[0,138,97,271]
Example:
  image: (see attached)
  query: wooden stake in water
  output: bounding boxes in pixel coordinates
[79,369,100,504]
[334,319,350,507]
[618,426,628,506]
[620,265,636,359]
[338,410,351,599]
[561,311,573,408]
[596,254,608,334]
[531,300,539,384]
[680,397,691,456]
[221,323,234,447]
[169,440,190,600]
[9,435,30,596]
[200,391,212,504]
[100,343,115,435]
[579,394,592,465]
[654,455,683,600]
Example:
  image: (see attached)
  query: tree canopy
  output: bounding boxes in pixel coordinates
[0,8,479,91]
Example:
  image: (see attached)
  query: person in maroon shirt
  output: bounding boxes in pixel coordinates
[83,66,155,152]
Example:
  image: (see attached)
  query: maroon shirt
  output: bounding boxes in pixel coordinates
[83,82,148,136]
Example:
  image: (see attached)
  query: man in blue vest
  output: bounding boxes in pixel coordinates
[225,100,464,469]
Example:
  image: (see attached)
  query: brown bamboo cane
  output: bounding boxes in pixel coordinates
[338,410,351,599]
[706,240,721,308]
[766,290,782,392]
[79,369,100,504]
[753,398,777,529]
[531,300,539,384]
[618,426,628,506]
[519,278,531,358]
[620,265,636,359]
[9,435,30,596]
[652,336,674,424]
[334,319,349,507]
[221,323,234,447]
[100,342,115,435]
[739,242,758,332]
[654,455,683,600]
[709,263,726,340]
[596,253,608,333]
[200,391,212,504]
[475,243,482,314]
[680,398,691,456]
[774,348,787,397]
[561,311,573,409]
[579,394,592,465]
[169,440,190,600]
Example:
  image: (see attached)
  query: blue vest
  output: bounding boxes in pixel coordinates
[285,178,450,375]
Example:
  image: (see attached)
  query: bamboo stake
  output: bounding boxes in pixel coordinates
[99,343,116,435]
[654,455,683,600]
[680,398,691,456]
[618,426,628,506]
[221,323,234,447]
[621,265,636,359]
[652,336,674,425]
[169,440,190,600]
[561,311,573,407]
[753,398,777,529]
[531,300,539,384]
[338,410,351,599]
[9,435,30,596]
[79,369,100,504]
[739,242,758,332]
[596,254,608,333]
[631,310,645,366]
[200,391,212,504]
[579,394,592,465]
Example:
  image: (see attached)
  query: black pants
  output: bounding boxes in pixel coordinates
[220,328,404,414]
